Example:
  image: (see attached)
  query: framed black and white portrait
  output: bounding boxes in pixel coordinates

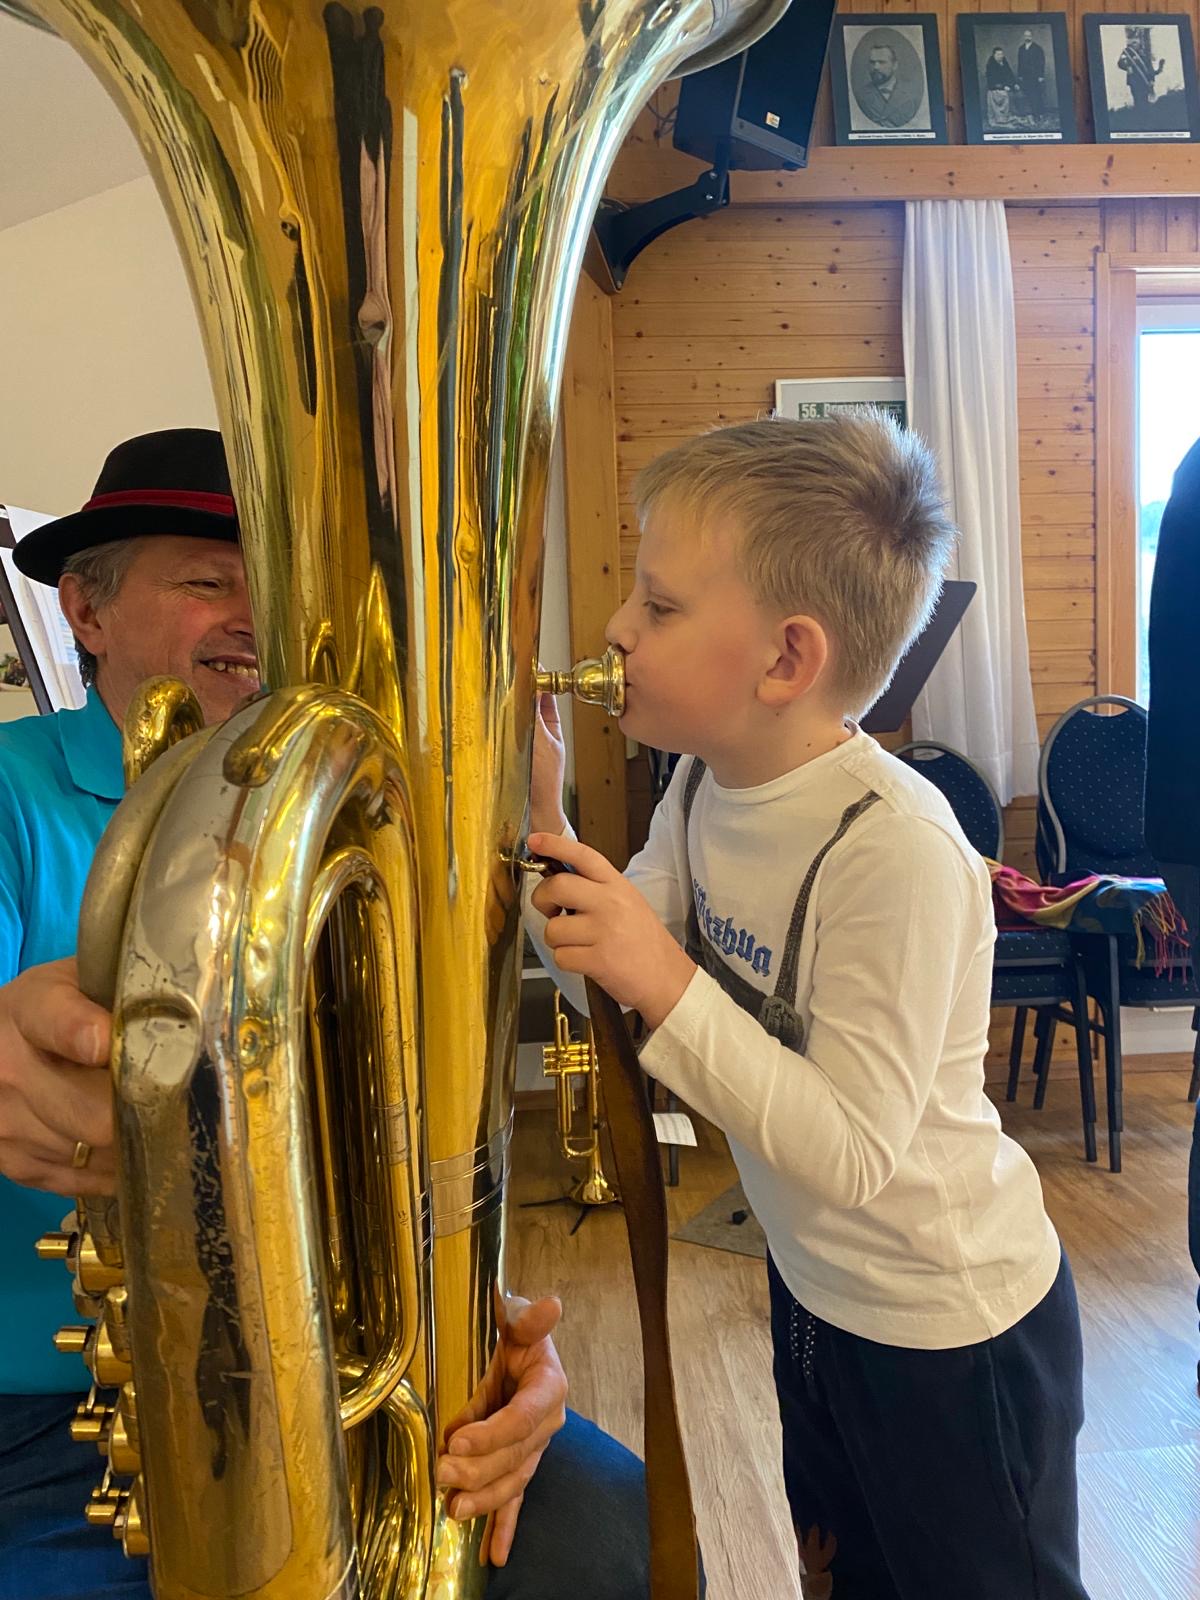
[830,15,948,146]
[959,13,1077,143]
[1085,14,1200,142]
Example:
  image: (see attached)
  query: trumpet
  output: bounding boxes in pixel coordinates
[543,992,619,1213]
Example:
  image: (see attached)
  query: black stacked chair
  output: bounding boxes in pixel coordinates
[1036,695,1200,1172]
[896,741,1097,1163]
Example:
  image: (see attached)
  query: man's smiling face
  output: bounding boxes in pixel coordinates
[68,534,259,726]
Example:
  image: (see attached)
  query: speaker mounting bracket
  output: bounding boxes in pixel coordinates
[591,143,731,292]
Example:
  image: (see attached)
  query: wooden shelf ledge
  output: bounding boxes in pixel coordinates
[612,141,1200,206]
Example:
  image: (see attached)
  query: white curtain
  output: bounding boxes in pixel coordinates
[902,199,1039,805]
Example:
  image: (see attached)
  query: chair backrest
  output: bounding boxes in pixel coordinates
[894,741,1004,859]
[1036,695,1156,881]
[646,746,682,809]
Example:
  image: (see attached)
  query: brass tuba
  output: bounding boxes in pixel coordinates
[8,1,788,1595]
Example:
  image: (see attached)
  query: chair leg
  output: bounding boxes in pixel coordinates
[1190,1010,1200,1106]
[1032,1010,1057,1110]
[643,1074,680,1185]
[1098,937,1124,1173]
[1070,955,1098,1163]
[1006,1007,1029,1102]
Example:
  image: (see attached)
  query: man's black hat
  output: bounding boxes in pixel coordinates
[14,427,239,587]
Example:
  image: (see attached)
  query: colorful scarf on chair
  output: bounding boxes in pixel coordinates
[986,862,1191,975]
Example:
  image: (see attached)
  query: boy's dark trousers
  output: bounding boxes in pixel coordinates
[768,1251,1090,1600]
[1156,861,1200,1380]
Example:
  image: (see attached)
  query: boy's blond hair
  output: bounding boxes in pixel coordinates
[634,410,957,715]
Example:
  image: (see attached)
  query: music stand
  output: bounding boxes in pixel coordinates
[861,579,975,735]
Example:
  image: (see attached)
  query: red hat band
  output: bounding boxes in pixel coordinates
[81,489,237,518]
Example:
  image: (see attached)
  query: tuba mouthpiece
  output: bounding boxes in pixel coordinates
[535,647,625,717]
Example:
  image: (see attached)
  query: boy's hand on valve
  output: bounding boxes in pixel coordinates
[530,689,569,837]
[527,832,696,1028]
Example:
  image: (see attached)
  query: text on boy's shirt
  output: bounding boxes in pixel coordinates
[692,877,773,977]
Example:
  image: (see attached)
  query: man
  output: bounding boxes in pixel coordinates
[1116,25,1164,113]
[1016,28,1047,121]
[1144,436,1200,1396]
[856,39,921,130]
[0,428,650,1599]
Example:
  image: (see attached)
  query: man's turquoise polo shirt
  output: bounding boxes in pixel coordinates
[0,688,122,1393]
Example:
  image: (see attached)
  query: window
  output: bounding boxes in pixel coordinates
[1135,299,1200,704]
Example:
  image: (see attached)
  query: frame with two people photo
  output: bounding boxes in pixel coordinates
[830,14,948,146]
[959,12,1078,143]
[1085,13,1200,142]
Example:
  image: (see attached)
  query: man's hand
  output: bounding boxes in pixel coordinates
[0,958,114,1195]
[530,691,569,837]
[527,832,696,1028]
[437,1292,568,1568]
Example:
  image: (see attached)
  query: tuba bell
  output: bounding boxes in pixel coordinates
[8,1,790,1595]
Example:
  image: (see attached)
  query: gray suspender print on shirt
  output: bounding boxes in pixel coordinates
[679,756,881,1053]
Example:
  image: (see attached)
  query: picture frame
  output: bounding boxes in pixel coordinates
[1084,13,1200,142]
[774,377,907,428]
[829,15,948,147]
[958,13,1077,144]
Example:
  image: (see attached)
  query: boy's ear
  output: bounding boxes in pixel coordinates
[58,573,107,660]
[759,614,829,707]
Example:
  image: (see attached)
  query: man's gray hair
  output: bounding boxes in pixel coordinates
[60,539,140,689]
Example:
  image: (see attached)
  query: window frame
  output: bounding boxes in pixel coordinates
[1096,254,1200,700]
[1133,300,1200,702]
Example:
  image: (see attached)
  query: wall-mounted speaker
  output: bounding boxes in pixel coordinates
[673,1,838,170]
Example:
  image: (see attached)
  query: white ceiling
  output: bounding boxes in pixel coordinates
[0,12,148,232]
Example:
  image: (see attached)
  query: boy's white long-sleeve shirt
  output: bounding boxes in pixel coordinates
[526,728,1061,1350]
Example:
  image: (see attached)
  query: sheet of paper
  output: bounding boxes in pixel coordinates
[653,1111,697,1148]
[5,506,56,543]
[0,506,85,711]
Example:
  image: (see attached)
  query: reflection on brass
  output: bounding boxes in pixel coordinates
[536,646,626,718]
[13,0,792,1593]
[36,680,221,1338]
[119,675,204,789]
[543,993,619,1209]
[52,1325,90,1357]
[85,1470,123,1528]
[70,1393,114,1445]
[118,1480,150,1559]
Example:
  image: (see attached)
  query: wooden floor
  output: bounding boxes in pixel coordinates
[506,1070,1200,1600]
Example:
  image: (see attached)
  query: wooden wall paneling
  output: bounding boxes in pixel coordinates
[615,268,905,307]
[614,334,905,375]
[1166,202,1200,253]
[613,144,1200,206]
[560,274,629,867]
[1104,200,1136,254]
[1134,200,1169,255]
[1018,433,1094,463]
[1009,201,1101,883]
[1094,253,1138,698]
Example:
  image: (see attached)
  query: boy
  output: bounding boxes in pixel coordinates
[526,412,1089,1600]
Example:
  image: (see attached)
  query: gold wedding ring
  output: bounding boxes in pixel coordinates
[71,1140,93,1171]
